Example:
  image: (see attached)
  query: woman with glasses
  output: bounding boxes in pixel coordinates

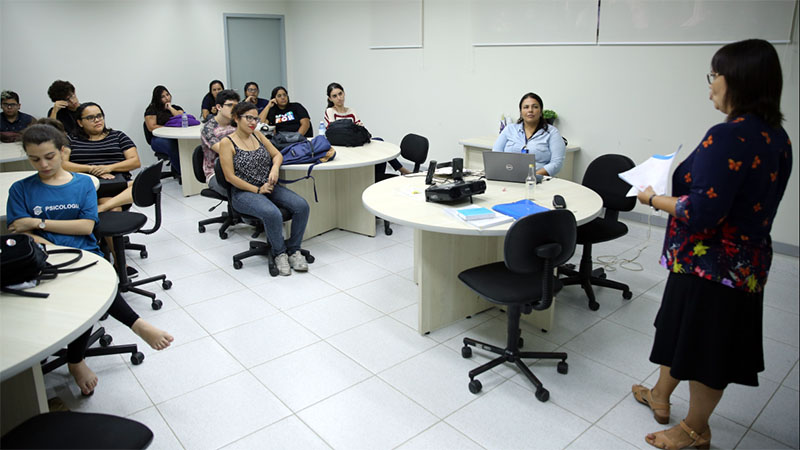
[0,90,35,142]
[63,102,140,213]
[492,92,566,177]
[144,85,183,175]
[632,39,792,450]
[201,79,225,121]
[243,82,269,113]
[218,102,310,276]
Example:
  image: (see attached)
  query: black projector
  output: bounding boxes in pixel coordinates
[425,180,486,203]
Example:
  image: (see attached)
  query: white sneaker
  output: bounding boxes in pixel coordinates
[289,251,309,272]
[275,253,291,276]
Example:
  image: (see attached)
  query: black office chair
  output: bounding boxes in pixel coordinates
[459,209,576,402]
[95,162,172,310]
[1,411,153,449]
[192,145,236,238]
[42,322,145,378]
[375,133,429,235]
[558,154,636,311]
[143,121,174,181]
[214,159,314,276]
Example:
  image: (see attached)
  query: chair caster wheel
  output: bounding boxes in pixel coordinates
[269,266,279,277]
[535,388,549,402]
[99,334,113,347]
[198,225,206,233]
[130,352,145,365]
[623,290,633,300]
[557,361,568,374]
[140,250,148,259]
[151,299,163,310]
[468,379,482,394]
[599,273,607,279]
[305,255,315,263]
[518,337,524,348]
[588,301,600,311]
[162,280,172,289]
[220,231,228,240]
[385,228,393,236]
[461,346,472,358]
[233,260,243,270]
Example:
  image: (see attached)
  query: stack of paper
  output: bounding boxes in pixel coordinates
[618,145,682,196]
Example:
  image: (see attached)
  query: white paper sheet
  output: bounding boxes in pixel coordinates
[618,145,682,196]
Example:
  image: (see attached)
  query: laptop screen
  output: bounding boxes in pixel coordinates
[482,152,542,183]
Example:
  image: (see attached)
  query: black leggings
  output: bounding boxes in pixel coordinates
[375,158,403,180]
[65,293,140,363]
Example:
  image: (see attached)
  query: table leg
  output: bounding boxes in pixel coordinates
[177,138,204,197]
[336,166,376,237]
[1,364,48,435]
[281,170,338,239]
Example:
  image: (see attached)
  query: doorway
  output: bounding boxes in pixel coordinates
[224,14,287,98]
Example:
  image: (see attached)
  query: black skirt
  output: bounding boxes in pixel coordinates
[650,272,764,390]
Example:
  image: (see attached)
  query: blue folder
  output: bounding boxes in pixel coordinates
[492,199,549,220]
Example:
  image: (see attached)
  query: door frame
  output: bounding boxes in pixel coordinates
[223,13,288,90]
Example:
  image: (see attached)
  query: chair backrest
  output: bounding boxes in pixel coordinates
[191,145,206,183]
[214,158,232,193]
[581,154,636,212]
[400,133,429,173]
[130,161,164,234]
[142,121,153,147]
[504,209,577,274]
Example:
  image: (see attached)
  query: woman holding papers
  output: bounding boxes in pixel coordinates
[492,92,565,177]
[632,39,792,450]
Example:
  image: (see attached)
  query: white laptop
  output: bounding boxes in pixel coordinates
[482,152,542,183]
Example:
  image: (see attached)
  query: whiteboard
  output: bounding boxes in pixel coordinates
[471,0,599,46]
[598,0,797,45]
[369,0,424,49]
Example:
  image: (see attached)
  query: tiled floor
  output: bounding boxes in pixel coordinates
[45,178,800,450]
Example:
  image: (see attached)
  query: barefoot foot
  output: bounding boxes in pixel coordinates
[67,360,98,395]
[131,319,174,350]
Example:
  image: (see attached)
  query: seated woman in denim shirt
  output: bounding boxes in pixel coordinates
[492,92,566,177]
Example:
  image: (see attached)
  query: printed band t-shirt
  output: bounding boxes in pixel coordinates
[265,102,310,133]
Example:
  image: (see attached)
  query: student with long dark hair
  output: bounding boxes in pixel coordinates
[243,82,269,113]
[201,79,224,121]
[632,39,792,450]
[260,86,310,135]
[144,85,183,174]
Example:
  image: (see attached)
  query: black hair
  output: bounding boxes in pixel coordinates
[711,39,783,127]
[148,85,170,111]
[209,79,224,94]
[47,80,75,102]
[215,89,241,109]
[516,92,548,134]
[326,82,344,108]
[1,90,20,103]
[244,82,259,95]
[231,102,257,126]
[270,86,289,102]
[21,123,69,152]
[74,102,112,139]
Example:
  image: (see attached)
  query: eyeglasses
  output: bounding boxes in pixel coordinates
[222,102,237,108]
[246,88,258,93]
[81,113,104,122]
[706,72,719,84]
[1,103,19,108]
[242,115,259,123]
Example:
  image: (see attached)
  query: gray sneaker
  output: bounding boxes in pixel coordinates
[275,253,291,276]
[289,251,309,272]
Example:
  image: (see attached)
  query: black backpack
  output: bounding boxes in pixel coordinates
[325,119,372,147]
[0,234,97,298]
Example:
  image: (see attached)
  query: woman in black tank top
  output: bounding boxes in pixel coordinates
[218,103,310,276]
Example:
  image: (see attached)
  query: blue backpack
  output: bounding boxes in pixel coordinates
[278,135,336,201]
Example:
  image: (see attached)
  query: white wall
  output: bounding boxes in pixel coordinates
[283,0,799,248]
[1,0,797,248]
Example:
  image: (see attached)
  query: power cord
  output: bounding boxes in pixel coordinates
[592,208,659,273]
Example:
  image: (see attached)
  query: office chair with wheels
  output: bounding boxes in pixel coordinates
[143,121,175,181]
[459,209,576,402]
[42,320,145,376]
[95,162,172,310]
[558,154,636,311]
[192,145,236,238]
[1,411,153,449]
[214,160,314,276]
[375,133,429,235]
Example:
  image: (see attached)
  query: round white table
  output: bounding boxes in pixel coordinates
[0,142,27,171]
[281,139,400,238]
[0,248,118,433]
[362,175,603,334]
[152,125,204,197]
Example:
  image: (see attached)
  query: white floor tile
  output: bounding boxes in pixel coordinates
[565,426,639,450]
[251,273,339,310]
[396,422,483,450]
[285,291,382,338]
[250,341,371,412]
[762,338,800,385]
[325,232,397,256]
[783,362,799,391]
[137,251,217,281]
[360,243,414,273]
[527,301,602,346]
[302,240,355,268]
[214,313,319,368]
[221,415,331,450]
[606,295,662,337]
[127,406,185,450]
[311,256,391,290]
[104,307,209,358]
[564,320,658,381]
[391,303,419,330]
[164,269,246,306]
[446,381,590,450]
[298,377,437,449]
[736,429,795,449]
[346,274,419,314]
[763,305,800,348]
[751,386,800,448]
[185,289,279,334]
[158,371,291,450]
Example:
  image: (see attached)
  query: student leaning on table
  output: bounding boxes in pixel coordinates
[632,39,792,450]
[492,92,566,177]
[6,123,174,396]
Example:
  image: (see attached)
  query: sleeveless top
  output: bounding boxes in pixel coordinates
[226,135,273,187]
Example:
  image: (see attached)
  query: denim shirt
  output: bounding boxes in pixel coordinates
[492,122,566,176]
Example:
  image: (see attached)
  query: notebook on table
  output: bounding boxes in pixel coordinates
[483,152,543,183]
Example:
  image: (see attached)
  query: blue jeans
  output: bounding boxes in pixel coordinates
[231,184,309,256]
[151,136,180,174]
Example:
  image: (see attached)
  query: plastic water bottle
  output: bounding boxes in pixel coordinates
[499,114,506,133]
[181,111,188,128]
[319,120,326,137]
[525,163,536,201]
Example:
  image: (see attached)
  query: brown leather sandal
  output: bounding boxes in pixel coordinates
[632,384,670,424]
[645,420,711,450]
